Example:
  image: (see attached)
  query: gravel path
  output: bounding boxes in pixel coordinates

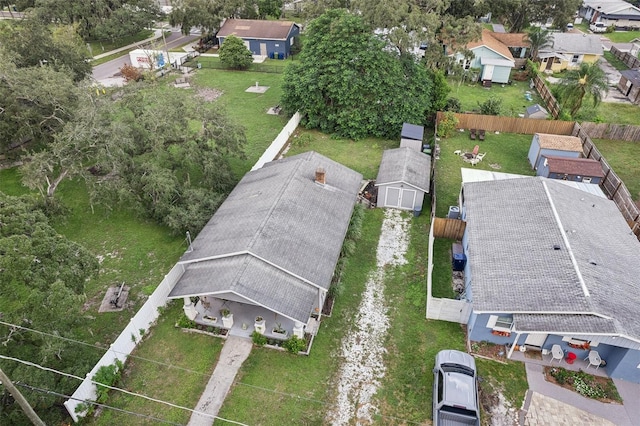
[326,209,411,425]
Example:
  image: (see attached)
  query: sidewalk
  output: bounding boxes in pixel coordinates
[91,29,164,61]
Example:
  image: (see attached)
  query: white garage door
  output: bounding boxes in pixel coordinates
[400,189,416,209]
[384,186,416,210]
[384,187,400,207]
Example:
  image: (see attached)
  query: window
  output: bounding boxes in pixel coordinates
[572,55,580,63]
[486,315,513,332]
[437,371,444,403]
[582,177,592,183]
[458,58,471,70]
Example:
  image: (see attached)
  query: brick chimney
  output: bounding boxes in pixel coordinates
[315,167,326,185]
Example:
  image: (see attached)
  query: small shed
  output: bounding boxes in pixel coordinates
[525,104,549,119]
[527,133,583,169]
[536,155,604,183]
[217,19,300,59]
[617,69,640,105]
[375,147,431,211]
[400,122,425,152]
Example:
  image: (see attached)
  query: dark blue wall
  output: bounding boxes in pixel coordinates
[219,25,300,59]
[608,347,640,383]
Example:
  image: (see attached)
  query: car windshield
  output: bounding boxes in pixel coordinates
[441,363,475,376]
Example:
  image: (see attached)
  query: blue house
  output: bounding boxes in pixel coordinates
[527,133,583,170]
[452,29,515,86]
[217,19,300,59]
[459,174,640,384]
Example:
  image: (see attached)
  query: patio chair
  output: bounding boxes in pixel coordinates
[550,344,563,363]
[478,129,486,141]
[472,145,479,157]
[475,153,486,162]
[470,129,477,140]
[585,350,602,370]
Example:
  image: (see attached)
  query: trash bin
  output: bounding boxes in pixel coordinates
[197,62,202,69]
[413,207,422,217]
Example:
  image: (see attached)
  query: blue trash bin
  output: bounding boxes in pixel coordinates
[413,207,422,217]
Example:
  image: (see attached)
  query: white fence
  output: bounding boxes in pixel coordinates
[251,111,301,171]
[64,264,184,421]
[425,208,472,324]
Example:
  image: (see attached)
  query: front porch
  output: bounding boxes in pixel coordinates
[189,297,318,341]
[509,349,608,378]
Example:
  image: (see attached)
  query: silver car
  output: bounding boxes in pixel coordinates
[433,349,480,426]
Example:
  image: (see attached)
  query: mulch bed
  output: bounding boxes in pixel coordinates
[543,366,622,404]
[470,341,508,361]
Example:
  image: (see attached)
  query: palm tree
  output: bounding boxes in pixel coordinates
[559,61,609,118]
[526,27,553,60]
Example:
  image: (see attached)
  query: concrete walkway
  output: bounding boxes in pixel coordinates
[188,336,253,426]
[522,363,637,425]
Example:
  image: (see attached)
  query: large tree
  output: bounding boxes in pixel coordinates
[526,26,553,59]
[22,83,247,234]
[486,0,582,32]
[169,0,258,35]
[558,61,609,118]
[281,9,432,140]
[0,192,99,425]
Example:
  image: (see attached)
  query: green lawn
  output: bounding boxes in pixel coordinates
[603,29,640,43]
[450,79,543,117]
[603,51,629,71]
[87,29,154,58]
[592,138,640,201]
[190,56,291,74]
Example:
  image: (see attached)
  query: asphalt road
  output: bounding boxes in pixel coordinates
[92,28,200,82]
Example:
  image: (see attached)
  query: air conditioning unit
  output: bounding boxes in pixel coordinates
[447,206,460,219]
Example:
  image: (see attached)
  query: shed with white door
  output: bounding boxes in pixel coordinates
[375,147,431,211]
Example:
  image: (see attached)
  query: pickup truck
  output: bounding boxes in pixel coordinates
[433,350,480,426]
[590,22,607,33]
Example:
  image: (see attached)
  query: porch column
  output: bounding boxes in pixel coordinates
[507,332,522,359]
[183,297,197,320]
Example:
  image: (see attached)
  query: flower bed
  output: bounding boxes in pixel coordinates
[544,366,622,403]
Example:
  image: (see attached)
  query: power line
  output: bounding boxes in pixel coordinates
[14,382,182,426]
[0,354,248,426]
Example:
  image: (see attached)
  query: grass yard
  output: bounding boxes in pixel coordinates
[191,56,291,74]
[88,302,223,425]
[592,138,640,201]
[193,69,288,177]
[86,30,154,58]
[603,51,629,71]
[603,29,640,43]
[449,79,543,117]
[586,102,640,126]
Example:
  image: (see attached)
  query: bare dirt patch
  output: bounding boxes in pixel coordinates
[195,87,223,102]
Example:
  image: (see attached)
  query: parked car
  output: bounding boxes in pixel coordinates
[590,22,607,33]
[433,350,480,426]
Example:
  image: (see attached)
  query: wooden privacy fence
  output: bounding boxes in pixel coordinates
[437,111,574,135]
[532,75,561,119]
[577,121,640,142]
[433,217,466,240]
[573,123,640,240]
[610,46,640,69]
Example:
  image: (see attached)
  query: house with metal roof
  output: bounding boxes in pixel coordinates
[581,0,640,29]
[217,19,300,59]
[375,147,431,212]
[452,29,515,86]
[538,33,604,72]
[460,176,640,384]
[167,151,362,343]
[536,156,604,184]
[527,133,583,169]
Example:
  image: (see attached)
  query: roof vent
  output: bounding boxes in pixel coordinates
[589,260,597,266]
[553,244,561,250]
[315,167,326,185]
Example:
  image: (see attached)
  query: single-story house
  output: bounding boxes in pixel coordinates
[581,0,640,29]
[527,133,583,169]
[536,155,604,183]
[375,147,431,212]
[617,68,640,104]
[460,174,640,384]
[400,122,425,152]
[167,151,362,341]
[453,29,515,86]
[525,104,549,119]
[217,19,300,59]
[538,33,604,72]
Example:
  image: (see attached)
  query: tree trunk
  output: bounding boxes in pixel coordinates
[47,169,68,198]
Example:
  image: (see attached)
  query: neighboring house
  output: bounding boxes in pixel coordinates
[400,122,425,152]
[217,19,300,59]
[375,147,431,212]
[460,174,640,384]
[538,33,604,72]
[453,29,515,86]
[490,32,530,69]
[617,68,640,104]
[167,151,362,341]
[581,0,640,29]
[536,155,604,183]
[527,133,583,169]
[525,104,549,119]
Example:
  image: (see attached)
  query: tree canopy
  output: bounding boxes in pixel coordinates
[219,34,253,69]
[484,0,582,32]
[281,9,433,140]
[558,61,608,118]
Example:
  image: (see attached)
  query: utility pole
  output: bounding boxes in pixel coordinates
[0,368,46,426]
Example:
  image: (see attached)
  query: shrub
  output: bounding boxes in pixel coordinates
[120,64,143,82]
[478,96,502,115]
[219,35,253,69]
[283,335,307,353]
[436,111,459,138]
[444,97,462,113]
[251,331,267,346]
[93,360,124,404]
[176,314,195,329]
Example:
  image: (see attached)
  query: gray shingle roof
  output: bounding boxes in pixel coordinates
[464,177,640,340]
[513,313,620,334]
[375,147,431,192]
[541,33,604,56]
[169,151,362,322]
